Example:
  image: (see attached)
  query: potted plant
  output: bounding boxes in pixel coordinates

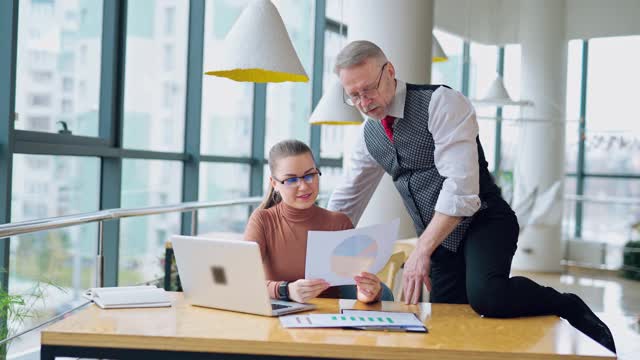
[0,281,52,360]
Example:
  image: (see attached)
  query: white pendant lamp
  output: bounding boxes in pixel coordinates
[204,0,309,83]
[432,35,448,62]
[309,81,363,125]
[472,75,533,107]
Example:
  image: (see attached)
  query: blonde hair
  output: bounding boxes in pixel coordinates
[259,140,316,210]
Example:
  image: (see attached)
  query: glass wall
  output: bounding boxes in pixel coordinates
[585,35,640,175]
[264,0,315,153]
[497,44,521,203]
[122,0,189,152]
[469,42,498,173]
[565,40,583,174]
[119,160,182,285]
[201,0,252,157]
[320,29,347,159]
[198,162,251,234]
[432,29,464,91]
[9,154,100,353]
[15,0,104,137]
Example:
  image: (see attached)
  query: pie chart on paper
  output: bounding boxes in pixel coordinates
[330,235,378,278]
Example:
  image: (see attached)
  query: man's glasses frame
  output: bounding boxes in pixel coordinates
[343,62,388,107]
[272,169,322,187]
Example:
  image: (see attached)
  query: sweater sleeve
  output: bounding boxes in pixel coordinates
[244,210,281,299]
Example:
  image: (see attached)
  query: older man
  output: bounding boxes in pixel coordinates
[327,40,615,353]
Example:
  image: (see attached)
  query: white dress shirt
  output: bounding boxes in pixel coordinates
[327,80,481,226]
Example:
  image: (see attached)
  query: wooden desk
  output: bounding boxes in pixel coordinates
[41,293,615,360]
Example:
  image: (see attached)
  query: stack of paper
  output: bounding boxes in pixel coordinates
[280,310,427,333]
[83,285,171,309]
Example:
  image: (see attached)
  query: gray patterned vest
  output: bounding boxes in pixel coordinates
[364,84,501,252]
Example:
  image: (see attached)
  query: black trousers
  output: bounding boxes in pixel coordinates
[429,195,564,318]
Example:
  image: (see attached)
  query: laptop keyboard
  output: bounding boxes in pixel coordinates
[271,303,292,310]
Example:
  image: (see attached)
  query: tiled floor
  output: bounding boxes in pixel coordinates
[514,269,640,360]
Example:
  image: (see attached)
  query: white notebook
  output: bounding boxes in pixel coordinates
[83,285,172,309]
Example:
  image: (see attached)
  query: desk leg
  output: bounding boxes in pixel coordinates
[164,247,173,290]
[40,345,55,360]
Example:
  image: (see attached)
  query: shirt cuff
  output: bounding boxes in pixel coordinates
[435,191,481,217]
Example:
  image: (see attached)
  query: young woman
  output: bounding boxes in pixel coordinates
[244,139,393,304]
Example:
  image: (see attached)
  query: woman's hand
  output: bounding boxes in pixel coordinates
[354,272,382,303]
[288,279,330,303]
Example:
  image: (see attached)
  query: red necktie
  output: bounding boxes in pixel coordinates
[381,115,395,143]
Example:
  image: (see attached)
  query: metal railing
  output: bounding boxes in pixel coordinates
[0,196,265,288]
[2,193,638,287]
[0,196,270,349]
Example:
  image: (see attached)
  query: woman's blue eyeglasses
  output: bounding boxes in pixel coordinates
[272,170,322,187]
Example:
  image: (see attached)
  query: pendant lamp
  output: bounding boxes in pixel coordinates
[204,0,309,83]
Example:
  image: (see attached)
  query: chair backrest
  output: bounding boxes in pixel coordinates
[376,251,406,294]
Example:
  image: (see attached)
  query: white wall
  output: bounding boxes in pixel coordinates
[434,0,640,45]
[566,0,640,39]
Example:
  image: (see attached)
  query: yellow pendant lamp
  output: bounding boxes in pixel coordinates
[204,0,309,83]
[432,35,448,63]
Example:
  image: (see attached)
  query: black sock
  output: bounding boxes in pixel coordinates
[558,293,616,354]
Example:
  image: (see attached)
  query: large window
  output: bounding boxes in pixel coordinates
[15,0,103,137]
[318,166,344,204]
[499,44,522,176]
[198,163,251,234]
[123,0,189,152]
[320,29,347,159]
[325,0,345,23]
[469,43,498,173]
[9,155,100,353]
[585,35,640,175]
[432,29,464,91]
[264,0,315,154]
[564,40,583,174]
[580,179,640,244]
[119,160,183,285]
[201,0,252,157]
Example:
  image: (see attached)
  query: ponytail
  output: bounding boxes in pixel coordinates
[259,184,282,210]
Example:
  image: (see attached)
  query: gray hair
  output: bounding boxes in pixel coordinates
[333,40,388,74]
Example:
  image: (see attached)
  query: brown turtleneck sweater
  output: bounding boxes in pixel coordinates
[244,202,353,299]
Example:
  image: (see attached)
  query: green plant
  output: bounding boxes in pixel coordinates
[0,280,57,360]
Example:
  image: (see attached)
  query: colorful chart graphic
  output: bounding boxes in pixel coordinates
[330,235,378,277]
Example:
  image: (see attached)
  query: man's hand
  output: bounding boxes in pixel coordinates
[288,279,330,303]
[354,272,382,303]
[402,212,462,304]
[402,247,432,304]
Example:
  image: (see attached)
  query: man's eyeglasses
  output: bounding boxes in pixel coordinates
[273,170,322,187]
[343,62,388,106]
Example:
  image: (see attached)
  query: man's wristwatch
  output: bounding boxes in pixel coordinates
[278,281,290,300]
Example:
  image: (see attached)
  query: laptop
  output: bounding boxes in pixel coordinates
[171,235,316,317]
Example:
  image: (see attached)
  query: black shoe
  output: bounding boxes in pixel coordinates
[560,293,616,354]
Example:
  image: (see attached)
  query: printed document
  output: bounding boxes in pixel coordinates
[305,219,399,286]
[280,310,424,329]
